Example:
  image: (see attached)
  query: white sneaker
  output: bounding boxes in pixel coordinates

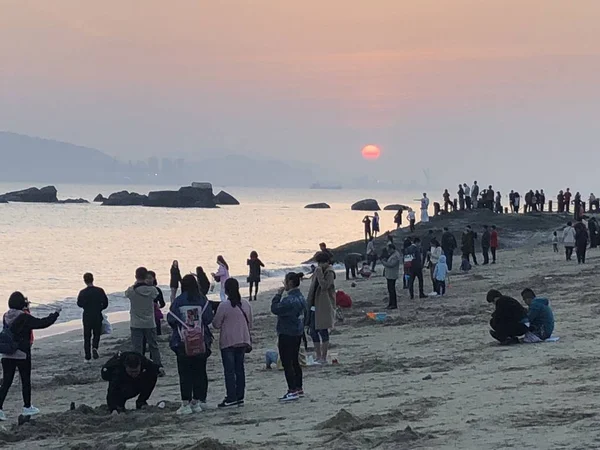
[176,404,193,416]
[199,401,215,410]
[22,406,40,416]
[190,401,203,413]
[279,391,299,402]
[0,410,7,421]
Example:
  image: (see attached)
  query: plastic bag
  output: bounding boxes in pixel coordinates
[101,314,112,335]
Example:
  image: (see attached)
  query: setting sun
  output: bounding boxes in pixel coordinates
[361,145,381,160]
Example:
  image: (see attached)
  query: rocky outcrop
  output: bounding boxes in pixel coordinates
[214,190,240,205]
[145,186,217,208]
[102,191,148,206]
[384,204,409,211]
[93,194,107,202]
[305,203,331,209]
[58,198,89,204]
[0,186,58,203]
[351,199,380,211]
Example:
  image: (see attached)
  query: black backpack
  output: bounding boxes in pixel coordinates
[0,322,19,355]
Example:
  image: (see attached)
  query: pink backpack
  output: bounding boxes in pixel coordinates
[168,302,209,356]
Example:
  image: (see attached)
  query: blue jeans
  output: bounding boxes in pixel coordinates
[221,347,246,402]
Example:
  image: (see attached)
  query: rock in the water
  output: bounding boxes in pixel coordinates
[305,203,331,209]
[384,204,409,211]
[214,190,240,205]
[58,198,89,204]
[102,191,148,206]
[351,199,380,211]
[0,186,58,203]
[145,186,217,208]
[93,194,107,202]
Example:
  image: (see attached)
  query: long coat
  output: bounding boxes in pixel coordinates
[307,266,336,330]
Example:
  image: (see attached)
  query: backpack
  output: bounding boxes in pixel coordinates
[403,253,414,269]
[0,326,19,355]
[168,302,209,357]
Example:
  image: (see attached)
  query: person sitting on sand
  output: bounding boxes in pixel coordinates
[306,252,336,364]
[77,272,109,362]
[358,262,372,279]
[486,289,529,345]
[271,272,308,402]
[0,292,61,421]
[101,351,160,413]
[521,288,554,342]
[344,253,363,281]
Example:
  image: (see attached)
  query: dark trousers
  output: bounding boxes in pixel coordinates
[221,347,246,403]
[442,249,454,271]
[464,251,478,265]
[465,197,472,209]
[278,334,302,392]
[409,269,425,299]
[106,370,158,411]
[565,246,574,261]
[0,356,32,409]
[576,244,587,264]
[368,254,377,271]
[491,247,497,263]
[436,281,446,295]
[409,220,415,232]
[176,352,209,402]
[83,318,102,360]
[345,264,357,280]
[364,229,372,241]
[482,247,490,265]
[490,320,529,342]
[386,278,397,307]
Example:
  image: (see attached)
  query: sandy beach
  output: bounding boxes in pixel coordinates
[1,211,599,450]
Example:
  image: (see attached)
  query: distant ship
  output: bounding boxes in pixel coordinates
[310,183,342,190]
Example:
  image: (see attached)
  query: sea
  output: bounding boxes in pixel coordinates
[0,182,421,334]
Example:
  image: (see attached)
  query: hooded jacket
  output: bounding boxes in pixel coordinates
[562,226,576,247]
[2,309,59,359]
[528,297,554,340]
[126,282,159,329]
[168,291,214,351]
[433,255,448,281]
[271,288,307,336]
[381,249,401,280]
[306,266,336,330]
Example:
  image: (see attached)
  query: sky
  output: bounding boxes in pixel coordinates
[1,0,600,188]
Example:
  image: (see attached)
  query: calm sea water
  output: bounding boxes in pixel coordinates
[0,182,421,321]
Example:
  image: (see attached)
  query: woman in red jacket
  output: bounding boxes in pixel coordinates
[490,226,499,264]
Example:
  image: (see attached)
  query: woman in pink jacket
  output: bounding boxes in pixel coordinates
[212,278,252,408]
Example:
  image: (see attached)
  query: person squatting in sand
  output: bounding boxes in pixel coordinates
[520,288,554,343]
[271,272,308,402]
[0,292,61,421]
[101,351,160,413]
[486,289,529,345]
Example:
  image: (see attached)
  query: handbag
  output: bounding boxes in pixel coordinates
[237,304,253,353]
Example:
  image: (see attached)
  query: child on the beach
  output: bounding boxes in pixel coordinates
[358,262,372,279]
[552,231,559,253]
[433,255,449,296]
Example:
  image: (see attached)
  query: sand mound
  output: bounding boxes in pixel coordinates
[176,438,239,450]
[315,409,361,432]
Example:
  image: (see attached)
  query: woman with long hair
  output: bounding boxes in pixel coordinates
[0,292,60,421]
[212,278,252,408]
[247,251,264,302]
[195,266,211,296]
[167,274,213,415]
[170,260,182,302]
[211,256,230,303]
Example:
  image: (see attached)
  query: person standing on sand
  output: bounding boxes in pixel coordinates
[509,190,515,213]
[433,255,449,295]
[319,242,335,264]
[464,183,472,210]
[247,251,265,302]
[588,218,599,248]
[564,188,572,214]
[306,252,336,364]
[481,225,491,265]
[428,239,442,288]
[196,266,211,296]
[381,244,401,309]
[0,292,60,421]
[495,191,502,214]
[170,261,182,302]
[471,182,479,209]
[552,231,559,253]
[513,191,521,213]
[126,267,164,376]
[490,226,499,264]
[441,227,457,271]
[540,190,546,212]
[394,209,403,229]
[366,237,377,271]
[486,289,528,345]
[458,185,465,210]
[271,272,308,402]
[211,256,230,303]
[168,274,214,415]
[404,238,426,299]
[362,215,372,241]
[147,271,165,336]
[562,221,576,261]
[461,226,478,265]
[443,189,453,212]
[77,272,109,362]
[574,219,589,264]
[407,209,416,232]
[420,193,430,222]
[344,253,363,281]
[557,190,565,213]
[212,278,252,409]
[372,212,381,238]
[574,192,582,221]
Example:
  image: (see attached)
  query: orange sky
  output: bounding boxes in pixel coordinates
[1,0,600,180]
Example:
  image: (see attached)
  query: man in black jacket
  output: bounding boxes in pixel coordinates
[441,227,457,271]
[77,273,109,362]
[404,238,426,299]
[486,289,528,345]
[481,225,491,265]
[461,226,478,265]
[101,352,159,413]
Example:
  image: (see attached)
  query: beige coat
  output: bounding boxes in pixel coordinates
[307,266,336,330]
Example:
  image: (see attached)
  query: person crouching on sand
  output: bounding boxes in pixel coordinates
[521,288,554,343]
[486,289,529,345]
[271,272,308,402]
[0,292,60,421]
[307,252,336,364]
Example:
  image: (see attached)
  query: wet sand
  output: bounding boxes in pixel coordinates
[1,218,599,449]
